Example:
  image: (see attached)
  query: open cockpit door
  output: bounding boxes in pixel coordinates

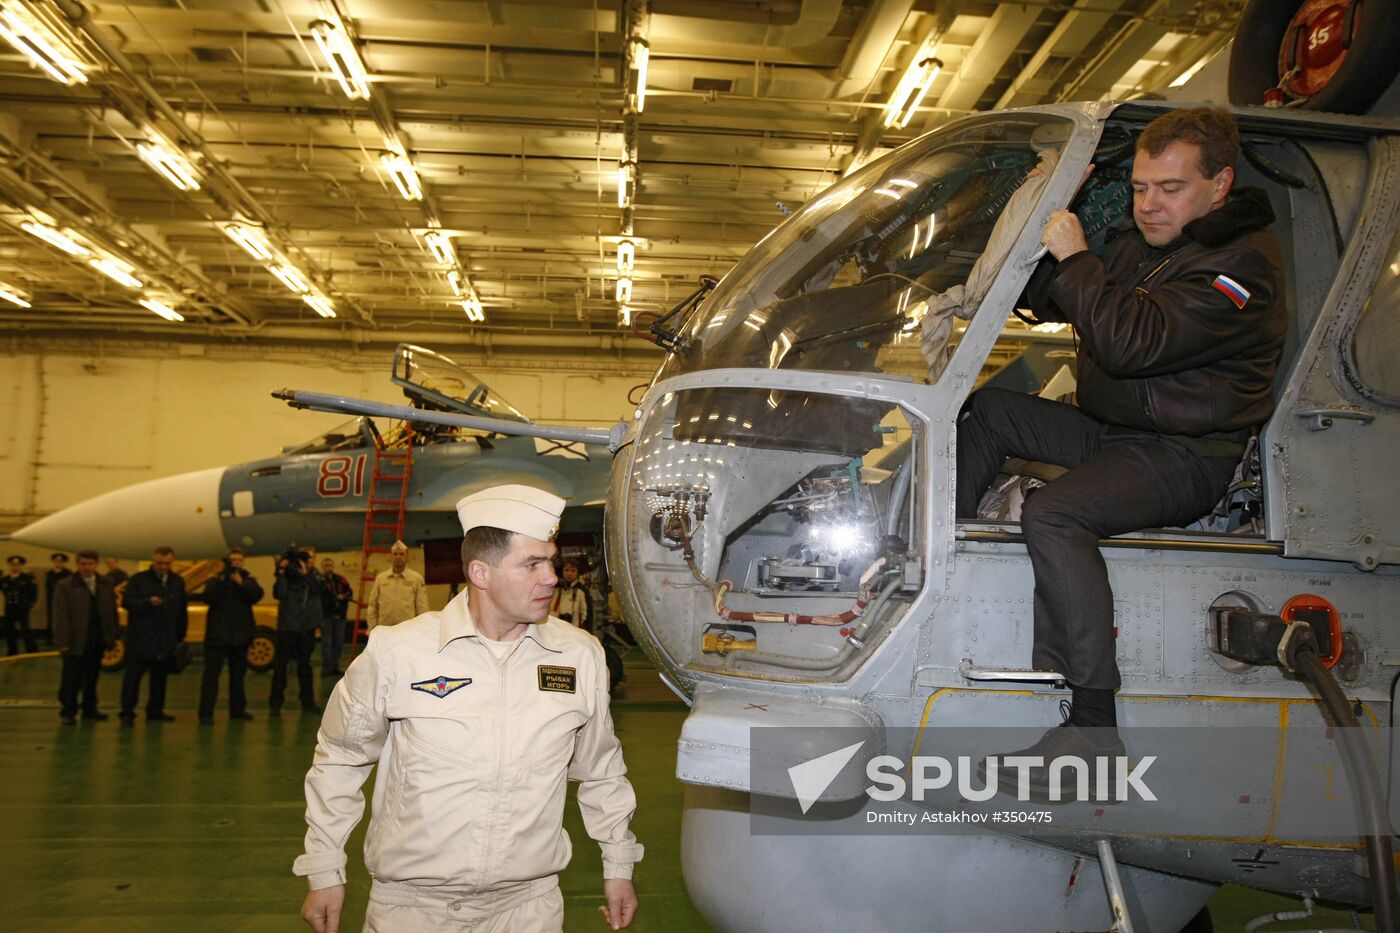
[391,343,531,424]
[1262,135,1400,570]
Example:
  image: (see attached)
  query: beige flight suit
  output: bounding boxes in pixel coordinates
[365,568,429,631]
[292,590,643,931]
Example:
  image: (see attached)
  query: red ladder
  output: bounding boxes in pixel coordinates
[351,428,414,655]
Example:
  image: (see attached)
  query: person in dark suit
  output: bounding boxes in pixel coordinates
[317,557,352,676]
[199,548,264,724]
[102,557,129,588]
[43,552,72,646]
[52,550,118,723]
[1,555,39,655]
[119,546,188,723]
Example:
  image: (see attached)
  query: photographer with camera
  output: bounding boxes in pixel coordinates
[270,548,323,716]
[198,548,264,724]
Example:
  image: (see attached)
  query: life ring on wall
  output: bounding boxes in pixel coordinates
[1228,0,1400,114]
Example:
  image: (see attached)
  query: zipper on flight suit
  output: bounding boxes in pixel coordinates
[478,638,513,890]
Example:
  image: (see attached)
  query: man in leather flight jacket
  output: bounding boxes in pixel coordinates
[957,108,1287,780]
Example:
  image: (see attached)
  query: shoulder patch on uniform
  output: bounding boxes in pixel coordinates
[1211,274,1250,309]
[537,665,577,693]
[410,675,473,698]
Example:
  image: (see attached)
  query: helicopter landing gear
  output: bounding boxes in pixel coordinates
[1096,839,1137,933]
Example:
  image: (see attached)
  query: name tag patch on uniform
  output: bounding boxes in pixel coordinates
[411,676,473,699]
[537,665,577,693]
[1212,274,1250,309]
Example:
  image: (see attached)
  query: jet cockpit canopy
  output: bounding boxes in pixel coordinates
[281,417,375,455]
[393,343,530,423]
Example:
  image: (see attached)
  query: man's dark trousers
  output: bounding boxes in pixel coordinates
[120,659,170,717]
[321,617,346,674]
[3,612,37,655]
[269,631,316,709]
[200,643,250,719]
[59,647,104,717]
[956,387,1238,691]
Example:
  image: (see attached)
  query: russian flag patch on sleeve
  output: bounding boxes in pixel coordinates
[1212,274,1251,309]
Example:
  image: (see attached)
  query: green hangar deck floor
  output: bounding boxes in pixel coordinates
[0,652,1366,932]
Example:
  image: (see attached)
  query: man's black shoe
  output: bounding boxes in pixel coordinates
[60,713,77,725]
[82,710,109,721]
[198,716,214,725]
[982,724,1127,805]
[147,712,176,722]
[118,713,136,726]
[231,712,254,721]
[268,706,281,718]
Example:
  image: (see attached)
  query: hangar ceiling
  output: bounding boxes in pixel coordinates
[0,0,1244,353]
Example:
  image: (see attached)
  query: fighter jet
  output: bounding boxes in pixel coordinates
[10,345,611,559]
[275,17,1400,933]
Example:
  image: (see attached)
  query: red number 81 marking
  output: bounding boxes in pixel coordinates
[317,455,368,498]
[318,456,353,497]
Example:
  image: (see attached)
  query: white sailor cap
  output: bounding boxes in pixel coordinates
[455,484,565,541]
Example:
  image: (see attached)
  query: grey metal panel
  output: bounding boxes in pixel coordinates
[681,785,1217,933]
[1301,140,1372,251]
[675,684,882,800]
[1264,137,1400,568]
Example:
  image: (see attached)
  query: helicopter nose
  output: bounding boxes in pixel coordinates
[11,467,228,558]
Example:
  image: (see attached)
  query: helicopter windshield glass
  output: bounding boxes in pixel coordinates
[283,417,373,455]
[658,113,1073,383]
[611,386,923,680]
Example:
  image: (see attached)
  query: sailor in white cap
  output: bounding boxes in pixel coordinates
[295,483,643,933]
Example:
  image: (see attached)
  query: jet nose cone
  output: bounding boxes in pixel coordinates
[11,467,228,558]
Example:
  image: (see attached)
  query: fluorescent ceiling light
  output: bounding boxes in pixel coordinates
[617,305,632,328]
[222,222,274,261]
[423,230,455,266]
[616,240,635,276]
[269,263,311,294]
[0,281,31,308]
[380,153,424,201]
[447,269,464,297]
[136,136,201,191]
[20,221,88,257]
[883,50,942,129]
[89,257,143,289]
[617,161,636,209]
[615,276,632,304]
[302,292,336,318]
[627,37,649,113]
[0,3,87,85]
[461,294,485,322]
[310,18,371,100]
[139,297,183,322]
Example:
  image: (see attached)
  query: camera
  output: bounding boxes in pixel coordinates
[280,548,310,576]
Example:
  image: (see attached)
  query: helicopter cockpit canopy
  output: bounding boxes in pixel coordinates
[612,113,1092,685]
[658,112,1077,387]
